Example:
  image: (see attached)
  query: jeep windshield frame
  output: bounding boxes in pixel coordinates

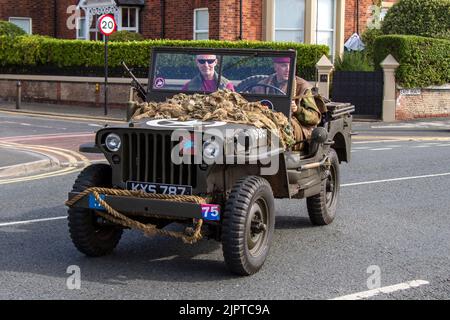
[147,47,297,118]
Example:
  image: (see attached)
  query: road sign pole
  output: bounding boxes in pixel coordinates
[99,14,117,117]
[104,35,108,116]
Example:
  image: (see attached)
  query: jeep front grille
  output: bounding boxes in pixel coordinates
[121,132,197,187]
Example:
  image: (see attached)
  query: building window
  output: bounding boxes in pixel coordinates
[89,14,104,41]
[76,17,86,39]
[315,0,336,56]
[9,17,32,34]
[275,0,305,42]
[120,7,139,32]
[194,8,209,40]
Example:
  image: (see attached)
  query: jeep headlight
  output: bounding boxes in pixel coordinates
[105,133,121,152]
[203,140,220,160]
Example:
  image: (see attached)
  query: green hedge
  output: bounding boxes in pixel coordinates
[0,36,328,79]
[381,0,450,40]
[374,35,450,88]
[0,21,27,37]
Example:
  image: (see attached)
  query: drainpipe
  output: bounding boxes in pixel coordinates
[239,0,243,40]
[356,0,360,34]
[160,0,166,39]
[53,0,57,38]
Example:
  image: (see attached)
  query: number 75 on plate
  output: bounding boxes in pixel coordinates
[201,204,220,221]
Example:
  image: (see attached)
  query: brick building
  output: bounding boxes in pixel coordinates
[1,0,397,57]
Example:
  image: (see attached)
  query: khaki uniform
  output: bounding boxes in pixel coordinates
[253,75,321,150]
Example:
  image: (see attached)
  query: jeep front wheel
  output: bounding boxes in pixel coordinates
[68,164,123,257]
[306,148,340,225]
[221,176,275,276]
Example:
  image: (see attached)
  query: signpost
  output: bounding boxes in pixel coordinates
[98,14,117,116]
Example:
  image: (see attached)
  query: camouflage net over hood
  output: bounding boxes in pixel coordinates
[132,90,295,148]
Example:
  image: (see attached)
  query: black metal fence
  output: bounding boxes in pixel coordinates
[331,71,383,118]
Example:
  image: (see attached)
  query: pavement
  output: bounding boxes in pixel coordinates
[0,101,126,122]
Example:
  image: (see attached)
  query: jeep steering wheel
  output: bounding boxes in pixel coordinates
[242,83,286,95]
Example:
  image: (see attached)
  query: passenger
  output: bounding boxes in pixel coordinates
[252,57,321,150]
[182,54,235,92]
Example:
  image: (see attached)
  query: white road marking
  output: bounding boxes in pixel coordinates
[342,172,450,187]
[412,145,433,148]
[330,280,429,300]
[0,216,67,227]
[369,148,393,151]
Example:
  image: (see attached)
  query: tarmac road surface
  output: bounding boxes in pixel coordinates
[0,111,449,300]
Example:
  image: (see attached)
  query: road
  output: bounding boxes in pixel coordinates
[0,112,449,300]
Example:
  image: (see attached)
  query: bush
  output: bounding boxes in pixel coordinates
[109,31,144,42]
[334,51,374,72]
[361,28,383,64]
[374,35,450,88]
[0,36,328,80]
[381,0,450,40]
[0,20,27,37]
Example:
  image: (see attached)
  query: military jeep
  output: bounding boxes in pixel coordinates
[67,47,353,276]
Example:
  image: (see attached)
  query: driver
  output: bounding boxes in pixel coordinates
[252,57,321,151]
[182,54,235,92]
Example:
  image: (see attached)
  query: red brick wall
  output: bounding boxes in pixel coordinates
[55,0,78,39]
[344,0,376,40]
[158,0,220,40]
[218,0,262,41]
[0,0,56,36]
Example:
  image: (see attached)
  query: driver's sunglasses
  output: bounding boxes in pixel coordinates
[197,59,216,65]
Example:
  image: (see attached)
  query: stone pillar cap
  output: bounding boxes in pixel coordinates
[380,54,400,69]
[316,55,334,71]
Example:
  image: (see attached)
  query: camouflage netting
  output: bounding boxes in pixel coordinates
[131,90,295,147]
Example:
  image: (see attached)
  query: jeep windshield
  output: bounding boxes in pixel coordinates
[147,48,297,117]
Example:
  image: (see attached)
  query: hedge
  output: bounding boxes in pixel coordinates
[0,21,27,37]
[381,0,450,40]
[374,35,450,88]
[0,36,328,80]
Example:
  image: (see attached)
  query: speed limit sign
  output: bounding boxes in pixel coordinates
[98,14,117,37]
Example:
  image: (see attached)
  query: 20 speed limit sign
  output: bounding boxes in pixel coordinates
[98,14,117,37]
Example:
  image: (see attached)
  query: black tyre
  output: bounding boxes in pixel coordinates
[222,176,275,276]
[68,164,123,257]
[306,148,340,225]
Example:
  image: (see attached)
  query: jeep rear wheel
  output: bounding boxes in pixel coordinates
[221,176,275,276]
[68,164,123,257]
[306,148,340,225]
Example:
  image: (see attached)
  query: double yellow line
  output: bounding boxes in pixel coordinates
[0,142,91,185]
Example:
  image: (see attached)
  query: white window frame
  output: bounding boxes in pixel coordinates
[9,17,32,34]
[315,0,336,60]
[76,17,86,39]
[119,6,140,32]
[274,0,305,43]
[89,14,103,41]
[193,8,209,40]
